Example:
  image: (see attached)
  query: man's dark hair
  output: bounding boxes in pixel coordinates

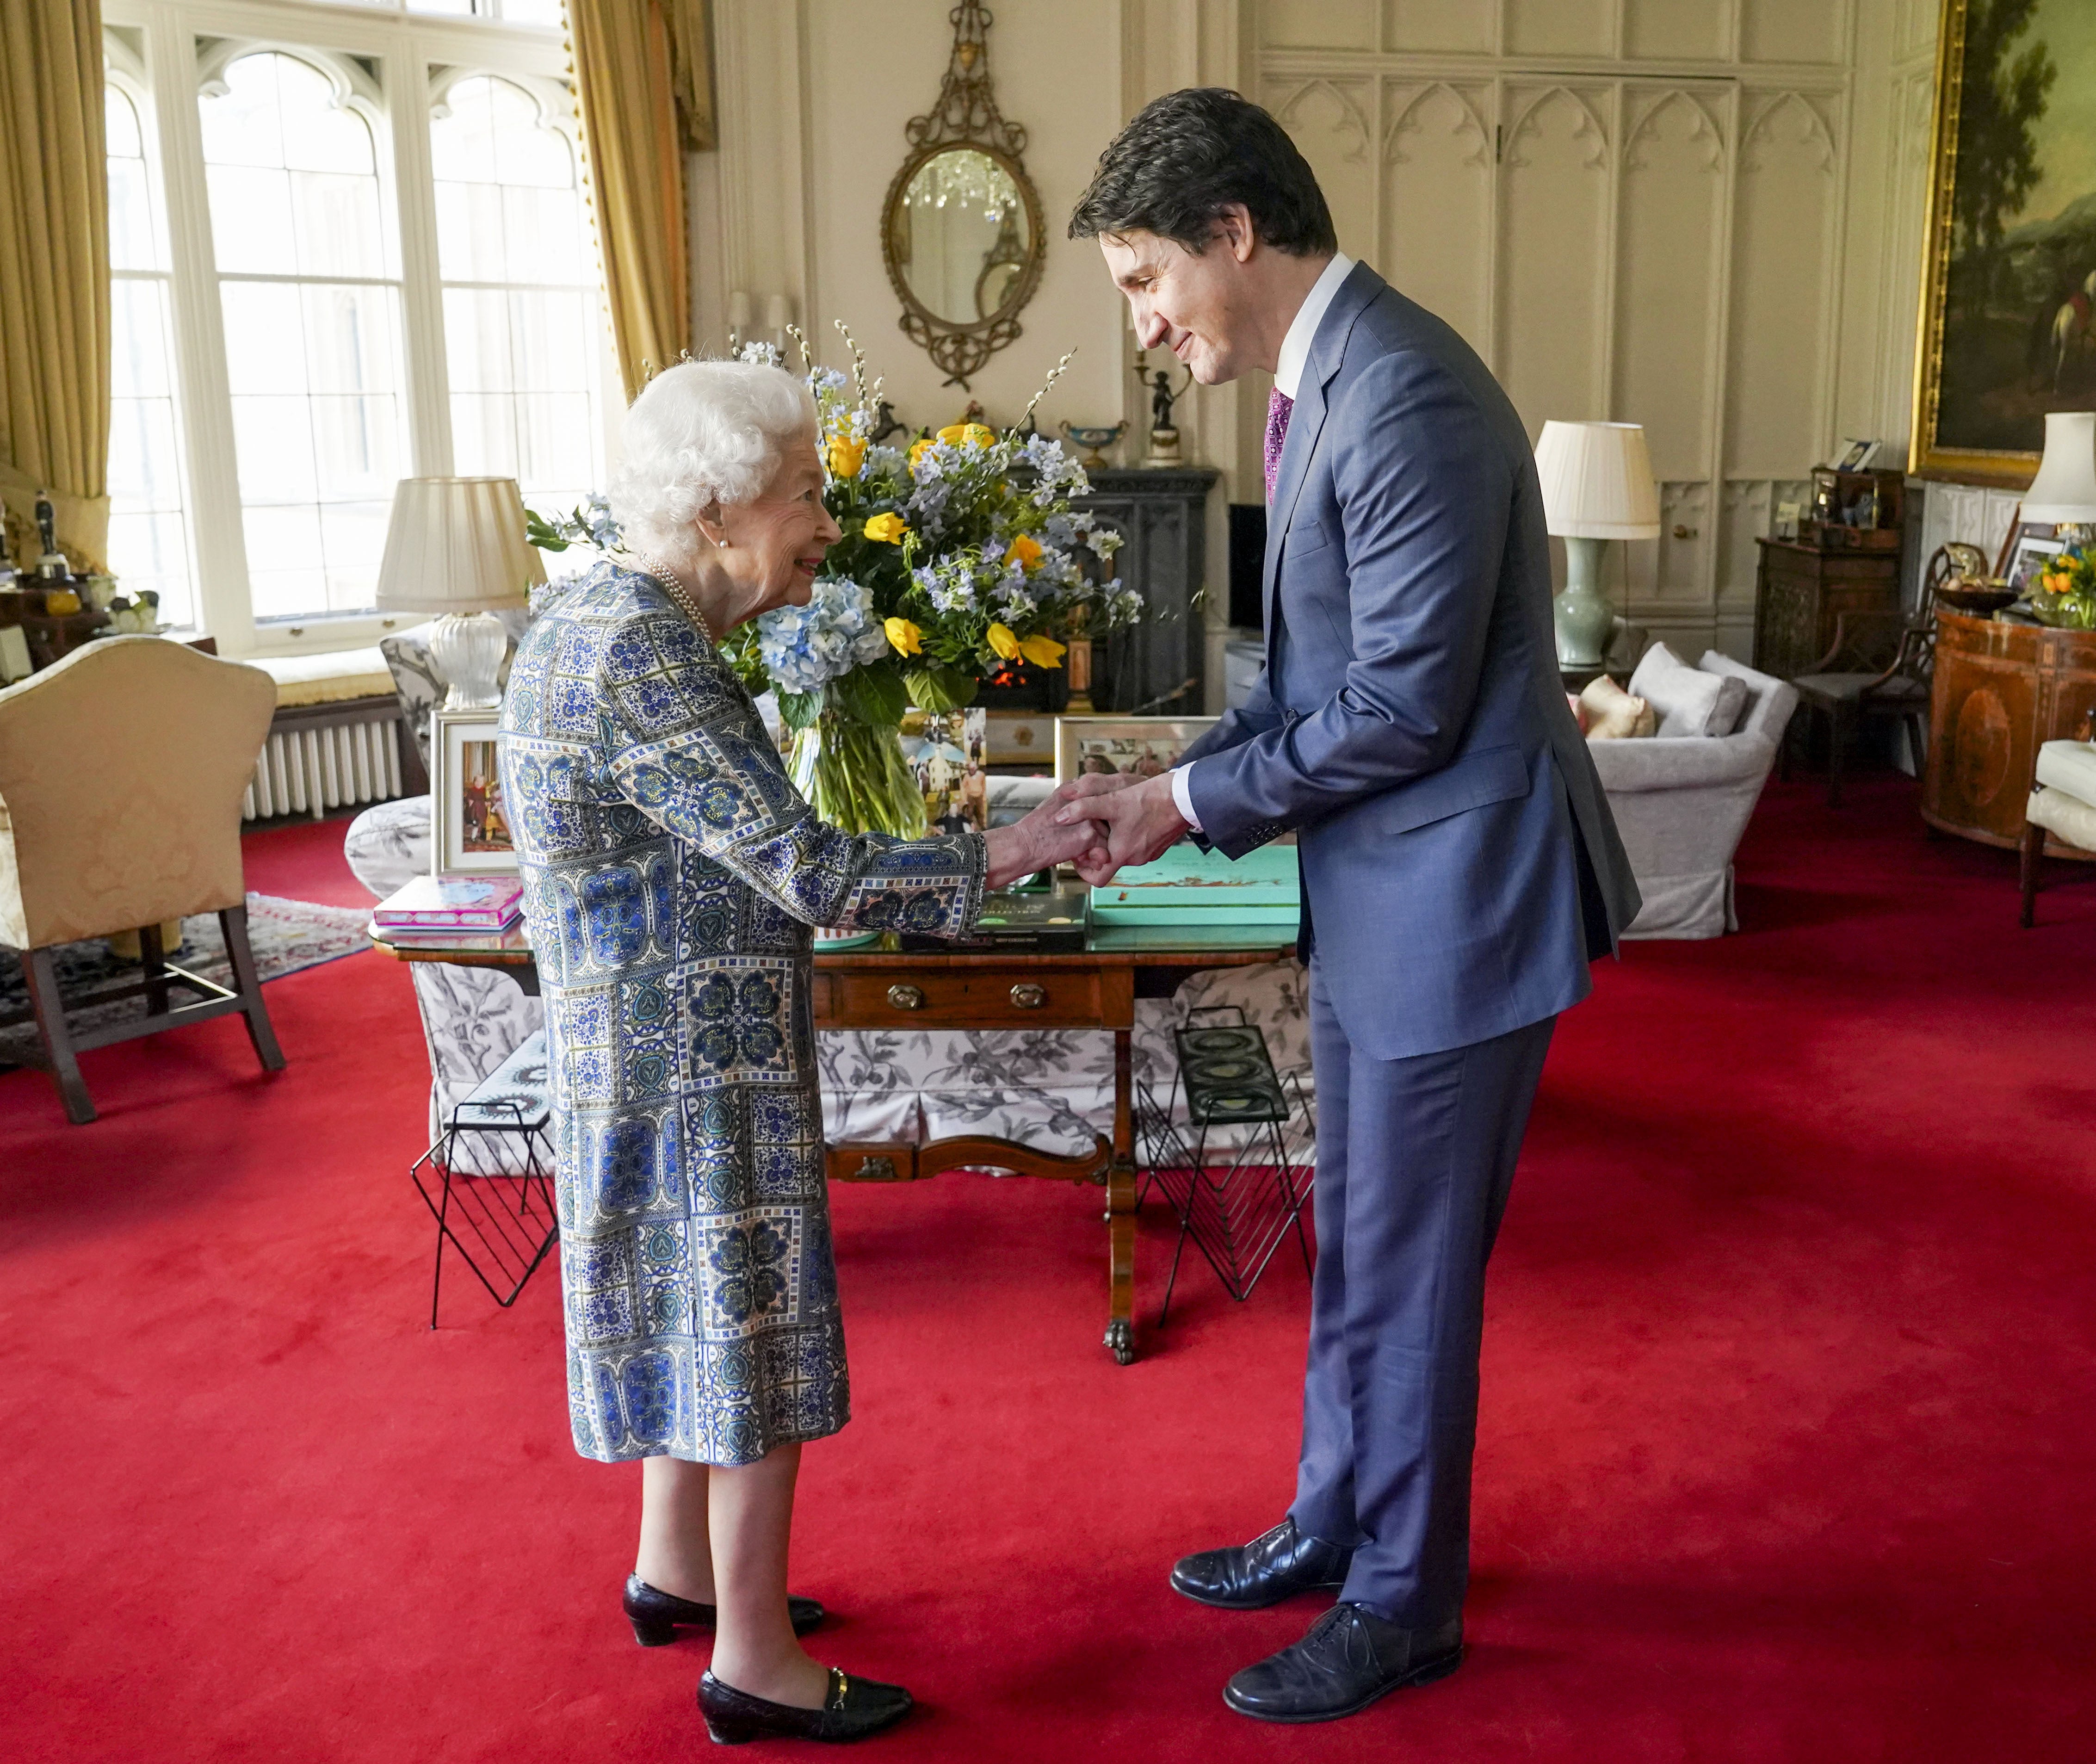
[1068,87,1336,256]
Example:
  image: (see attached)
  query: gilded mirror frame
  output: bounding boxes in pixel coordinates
[879,1,1045,389]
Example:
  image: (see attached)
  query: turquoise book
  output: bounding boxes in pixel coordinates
[1088,843,1300,925]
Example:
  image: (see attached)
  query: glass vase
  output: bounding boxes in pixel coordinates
[788,712,928,838]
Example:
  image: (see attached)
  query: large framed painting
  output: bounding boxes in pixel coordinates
[1912,0,2096,483]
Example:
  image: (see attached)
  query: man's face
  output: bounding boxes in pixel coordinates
[1100,220,1257,385]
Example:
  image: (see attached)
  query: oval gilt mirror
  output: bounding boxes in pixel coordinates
[880,2,1043,388]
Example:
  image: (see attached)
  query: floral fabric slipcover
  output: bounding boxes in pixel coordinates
[498,562,985,1467]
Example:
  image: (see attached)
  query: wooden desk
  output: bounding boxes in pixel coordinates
[1923,612,2096,855]
[368,921,1296,1364]
[1753,537,1903,680]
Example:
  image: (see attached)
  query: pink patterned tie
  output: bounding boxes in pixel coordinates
[1263,388,1294,502]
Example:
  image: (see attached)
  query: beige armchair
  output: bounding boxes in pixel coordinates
[0,636,284,1123]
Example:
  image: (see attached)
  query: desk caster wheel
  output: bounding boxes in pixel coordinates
[1105,1320,1135,1365]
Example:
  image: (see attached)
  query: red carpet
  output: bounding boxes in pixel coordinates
[3,780,2093,1761]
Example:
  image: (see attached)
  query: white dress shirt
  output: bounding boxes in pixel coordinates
[1169,252,1355,832]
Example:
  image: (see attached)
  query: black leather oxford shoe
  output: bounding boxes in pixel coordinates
[623,1574,827,1646]
[1222,1603,1464,1723]
[697,1667,913,1744]
[1169,1517,1353,1610]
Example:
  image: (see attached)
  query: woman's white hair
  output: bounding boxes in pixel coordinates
[608,359,817,566]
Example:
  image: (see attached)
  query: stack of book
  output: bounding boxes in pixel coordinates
[371,874,524,941]
[1088,844,1299,926]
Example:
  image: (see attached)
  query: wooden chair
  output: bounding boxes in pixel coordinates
[0,637,284,1123]
[1785,595,1935,808]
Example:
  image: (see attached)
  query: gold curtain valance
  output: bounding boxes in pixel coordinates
[568,0,715,402]
[0,0,111,573]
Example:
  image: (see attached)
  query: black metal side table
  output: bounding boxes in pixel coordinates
[1135,1007,1314,1324]
[408,1029,559,1327]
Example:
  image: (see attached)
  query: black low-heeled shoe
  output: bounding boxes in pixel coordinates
[698,1667,913,1745]
[624,1575,827,1646]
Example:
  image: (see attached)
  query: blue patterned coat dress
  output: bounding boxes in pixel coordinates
[499,561,985,1466]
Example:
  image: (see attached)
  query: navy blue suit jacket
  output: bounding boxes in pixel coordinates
[1181,263,1640,1060]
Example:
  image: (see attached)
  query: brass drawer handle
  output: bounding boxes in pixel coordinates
[886,983,925,1011]
[1010,982,1047,1009]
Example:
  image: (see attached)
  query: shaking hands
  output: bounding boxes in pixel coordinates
[980,772,1196,891]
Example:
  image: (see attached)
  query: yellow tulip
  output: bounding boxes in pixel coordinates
[1018,633,1066,668]
[884,617,923,656]
[986,622,1022,661]
[938,422,995,448]
[1003,533,1044,571]
[862,512,909,544]
[827,434,866,478]
[909,437,935,469]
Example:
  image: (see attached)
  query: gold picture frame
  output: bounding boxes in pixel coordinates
[1910,0,2096,483]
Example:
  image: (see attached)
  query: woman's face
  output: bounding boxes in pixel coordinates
[713,433,841,619]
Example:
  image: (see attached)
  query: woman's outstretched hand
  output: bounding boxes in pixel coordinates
[982,782,1113,890]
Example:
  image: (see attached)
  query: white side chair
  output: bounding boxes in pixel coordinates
[2022,740,2096,928]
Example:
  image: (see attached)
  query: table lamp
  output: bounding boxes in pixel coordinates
[2019,410,2096,536]
[1533,421,1660,669]
[375,477,544,711]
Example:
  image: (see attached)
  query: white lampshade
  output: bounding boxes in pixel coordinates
[1533,421,1661,540]
[2021,411,2096,524]
[374,477,544,613]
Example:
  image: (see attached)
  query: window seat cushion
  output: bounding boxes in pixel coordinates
[253,646,398,708]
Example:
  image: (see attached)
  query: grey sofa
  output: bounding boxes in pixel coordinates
[1586,651,1797,939]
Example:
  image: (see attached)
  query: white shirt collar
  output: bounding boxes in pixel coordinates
[1273,253,1354,400]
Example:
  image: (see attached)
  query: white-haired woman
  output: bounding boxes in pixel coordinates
[499,360,1102,1744]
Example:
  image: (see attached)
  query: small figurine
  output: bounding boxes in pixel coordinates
[33,489,69,581]
[867,398,904,445]
[1134,359,1194,465]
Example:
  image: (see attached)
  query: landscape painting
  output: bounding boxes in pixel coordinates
[1915,0,2096,478]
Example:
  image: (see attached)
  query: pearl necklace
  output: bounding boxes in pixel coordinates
[621,548,717,648]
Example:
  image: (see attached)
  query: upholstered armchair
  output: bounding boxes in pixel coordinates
[0,637,284,1122]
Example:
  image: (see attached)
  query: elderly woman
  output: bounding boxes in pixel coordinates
[499,360,1100,1745]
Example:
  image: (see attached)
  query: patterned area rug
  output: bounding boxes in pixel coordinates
[0,894,373,1072]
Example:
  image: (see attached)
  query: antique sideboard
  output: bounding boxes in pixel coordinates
[1074,467,1219,714]
[1923,612,2096,855]
[1752,536,1904,680]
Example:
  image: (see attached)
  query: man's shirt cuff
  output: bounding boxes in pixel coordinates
[1169,763,1202,832]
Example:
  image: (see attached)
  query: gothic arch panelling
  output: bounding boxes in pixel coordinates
[1381,80,1493,357]
[1497,83,1614,436]
[1266,75,1377,260]
[1625,88,1725,173]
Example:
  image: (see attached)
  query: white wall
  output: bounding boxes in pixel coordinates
[694,0,1948,668]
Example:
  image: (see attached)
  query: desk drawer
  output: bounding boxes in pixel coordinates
[816,966,1113,1029]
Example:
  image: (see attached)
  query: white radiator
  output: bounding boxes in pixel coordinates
[243,716,407,821]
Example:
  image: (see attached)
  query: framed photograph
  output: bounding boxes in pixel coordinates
[899,706,987,835]
[1774,500,1803,541]
[1054,715,1217,785]
[1834,439,1881,472]
[2005,532,2065,596]
[431,707,517,876]
[1911,0,2096,481]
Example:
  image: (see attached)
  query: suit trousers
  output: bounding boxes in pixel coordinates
[1288,959,1556,1628]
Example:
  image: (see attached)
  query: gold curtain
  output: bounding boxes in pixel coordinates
[569,0,715,402]
[0,0,110,574]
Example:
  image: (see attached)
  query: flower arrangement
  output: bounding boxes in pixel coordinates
[716,325,1135,737]
[2029,544,2096,631]
[526,327,1139,835]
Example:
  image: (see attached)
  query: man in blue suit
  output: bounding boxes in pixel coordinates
[1066,90,1640,1724]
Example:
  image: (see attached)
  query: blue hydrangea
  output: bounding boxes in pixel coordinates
[753,577,890,693]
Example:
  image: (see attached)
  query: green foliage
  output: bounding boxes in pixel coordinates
[1952,0,2057,303]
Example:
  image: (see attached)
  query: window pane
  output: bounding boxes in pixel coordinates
[101,72,194,631]
[205,51,403,625]
[433,74,607,510]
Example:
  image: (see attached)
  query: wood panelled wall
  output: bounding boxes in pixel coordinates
[1253,0,1942,659]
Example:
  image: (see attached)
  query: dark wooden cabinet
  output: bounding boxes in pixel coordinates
[1924,612,2096,855]
[1075,467,1219,714]
[1752,537,1903,679]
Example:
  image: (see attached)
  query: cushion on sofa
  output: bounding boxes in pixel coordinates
[1628,642,1749,737]
[2033,739,2096,803]
[1579,674,1657,740]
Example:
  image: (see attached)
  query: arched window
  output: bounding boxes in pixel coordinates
[105,80,194,628]
[199,50,406,621]
[431,74,606,520]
